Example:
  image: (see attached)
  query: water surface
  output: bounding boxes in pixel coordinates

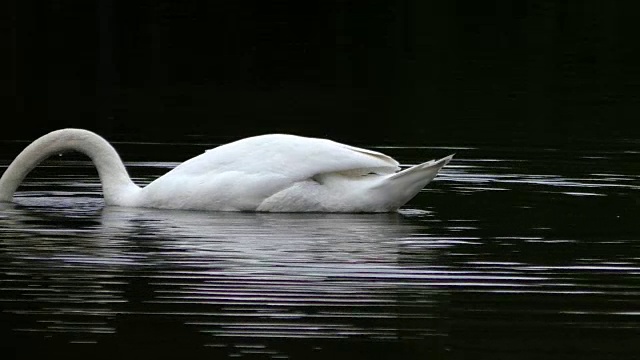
[0,139,638,359]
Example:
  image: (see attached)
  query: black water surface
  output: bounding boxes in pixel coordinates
[0,139,638,359]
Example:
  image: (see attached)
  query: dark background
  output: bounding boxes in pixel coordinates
[2,0,639,145]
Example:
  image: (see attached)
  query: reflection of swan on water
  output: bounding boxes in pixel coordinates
[0,202,434,276]
[0,203,445,343]
[0,202,431,270]
[0,128,452,212]
[99,206,423,265]
[96,207,446,343]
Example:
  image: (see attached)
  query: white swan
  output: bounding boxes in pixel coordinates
[0,128,452,212]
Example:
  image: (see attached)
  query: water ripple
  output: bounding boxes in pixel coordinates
[1,144,639,358]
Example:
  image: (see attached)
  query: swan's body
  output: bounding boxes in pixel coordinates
[0,129,452,212]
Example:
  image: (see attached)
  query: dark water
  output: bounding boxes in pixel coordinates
[0,139,638,359]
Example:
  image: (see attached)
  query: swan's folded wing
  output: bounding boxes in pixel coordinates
[172,134,400,180]
[297,138,401,177]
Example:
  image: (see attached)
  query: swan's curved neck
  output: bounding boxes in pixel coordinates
[0,128,140,205]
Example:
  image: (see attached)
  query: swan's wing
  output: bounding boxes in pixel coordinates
[172,134,400,179]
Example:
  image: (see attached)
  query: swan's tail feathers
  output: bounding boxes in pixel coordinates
[388,154,453,182]
[375,154,454,210]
